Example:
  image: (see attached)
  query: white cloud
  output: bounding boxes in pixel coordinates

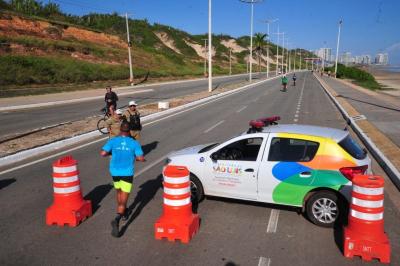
[385,42,400,52]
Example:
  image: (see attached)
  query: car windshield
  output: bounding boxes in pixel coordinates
[338,135,366,160]
[198,143,219,153]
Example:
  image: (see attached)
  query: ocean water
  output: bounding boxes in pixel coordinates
[381,66,400,73]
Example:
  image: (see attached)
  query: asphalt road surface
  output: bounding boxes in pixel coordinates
[1,72,399,265]
[0,73,267,138]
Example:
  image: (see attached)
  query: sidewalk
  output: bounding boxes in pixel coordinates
[316,75,400,187]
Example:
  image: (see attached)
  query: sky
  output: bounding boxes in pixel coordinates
[44,0,400,65]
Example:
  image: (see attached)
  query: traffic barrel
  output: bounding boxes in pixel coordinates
[154,165,200,243]
[46,156,92,227]
[344,175,390,263]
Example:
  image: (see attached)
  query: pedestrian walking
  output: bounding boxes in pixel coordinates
[106,109,123,138]
[100,122,145,237]
[123,101,142,140]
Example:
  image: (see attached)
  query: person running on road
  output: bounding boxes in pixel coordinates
[123,101,142,140]
[292,73,297,86]
[106,109,123,138]
[281,75,288,91]
[101,122,145,238]
[105,86,118,114]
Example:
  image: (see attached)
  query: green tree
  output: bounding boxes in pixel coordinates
[253,33,267,72]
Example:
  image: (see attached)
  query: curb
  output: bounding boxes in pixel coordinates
[314,74,400,189]
[0,74,281,169]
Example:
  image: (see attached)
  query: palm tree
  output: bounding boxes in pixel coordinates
[253,33,267,73]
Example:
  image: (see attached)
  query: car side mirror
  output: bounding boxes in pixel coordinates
[211,152,219,161]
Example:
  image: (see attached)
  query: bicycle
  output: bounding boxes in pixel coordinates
[97,107,110,134]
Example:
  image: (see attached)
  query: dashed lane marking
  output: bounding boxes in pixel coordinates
[258,257,271,266]
[236,106,248,113]
[266,209,280,233]
[204,120,225,133]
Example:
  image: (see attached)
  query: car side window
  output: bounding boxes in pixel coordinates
[216,137,263,161]
[268,137,319,162]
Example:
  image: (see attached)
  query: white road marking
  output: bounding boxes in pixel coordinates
[293,74,307,123]
[266,209,280,233]
[294,119,298,122]
[135,155,167,177]
[294,114,299,118]
[258,257,271,266]
[236,106,247,113]
[204,120,225,133]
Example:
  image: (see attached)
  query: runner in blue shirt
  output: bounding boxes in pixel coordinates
[101,122,145,237]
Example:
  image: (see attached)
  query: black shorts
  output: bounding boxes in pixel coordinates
[112,176,133,183]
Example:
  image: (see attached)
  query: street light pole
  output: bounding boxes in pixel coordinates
[240,0,262,82]
[202,38,207,77]
[208,0,212,92]
[281,32,285,73]
[125,13,134,85]
[260,18,278,78]
[229,48,232,75]
[334,20,342,78]
[322,41,326,74]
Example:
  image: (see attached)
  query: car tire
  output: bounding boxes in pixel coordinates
[306,191,345,228]
[190,174,204,203]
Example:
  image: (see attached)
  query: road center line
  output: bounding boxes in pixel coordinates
[204,120,225,133]
[258,257,271,266]
[236,106,247,113]
[266,209,280,233]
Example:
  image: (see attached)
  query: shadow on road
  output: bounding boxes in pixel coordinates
[84,183,113,213]
[334,224,344,255]
[142,141,159,156]
[0,178,16,190]
[119,174,163,236]
[337,95,400,112]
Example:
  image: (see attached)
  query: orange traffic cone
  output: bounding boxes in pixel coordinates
[46,156,92,227]
[344,175,390,263]
[154,165,200,243]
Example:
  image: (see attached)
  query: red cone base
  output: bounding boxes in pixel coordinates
[344,227,391,263]
[154,213,200,244]
[46,200,92,227]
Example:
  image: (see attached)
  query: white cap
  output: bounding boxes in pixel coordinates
[115,109,123,115]
[129,100,137,106]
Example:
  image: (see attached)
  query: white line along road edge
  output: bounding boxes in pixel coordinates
[0,74,284,170]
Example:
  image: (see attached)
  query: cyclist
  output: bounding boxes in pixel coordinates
[292,73,297,86]
[105,86,118,115]
[281,75,288,91]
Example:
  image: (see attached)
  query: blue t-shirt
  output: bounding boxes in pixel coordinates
[102,136,144,177]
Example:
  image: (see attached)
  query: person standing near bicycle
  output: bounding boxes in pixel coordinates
[105,86,119,115]
[106,109,123,138]
[123,101,142,140]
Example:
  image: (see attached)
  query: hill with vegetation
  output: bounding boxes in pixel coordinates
[0,0,314,97]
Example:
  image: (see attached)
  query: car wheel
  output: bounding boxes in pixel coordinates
[190,174,204,203]
[306,191,344,228]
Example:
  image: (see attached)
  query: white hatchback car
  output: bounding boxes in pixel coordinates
[165,117,371,227]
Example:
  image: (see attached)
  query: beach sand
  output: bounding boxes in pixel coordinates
[363,66,400,96]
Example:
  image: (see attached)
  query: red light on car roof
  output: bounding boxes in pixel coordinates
[249,120,264,128]
[259,116,281,123]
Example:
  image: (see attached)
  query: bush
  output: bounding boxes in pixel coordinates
[325,64,381,90]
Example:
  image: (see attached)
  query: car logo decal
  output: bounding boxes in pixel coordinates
[200,157,204,162]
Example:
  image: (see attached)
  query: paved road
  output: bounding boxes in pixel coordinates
[1,72,399,265]
[321,76,400,146]
[0,73,268,138]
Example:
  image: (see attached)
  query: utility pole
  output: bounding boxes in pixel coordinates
[281,32,285,73]
[334,20,342,78]
[208,0,212,92]
[202,38,208,77]
[273,26,282,75]
[260,18,278,78]
[240,0,262,82]
[229,48,232,75]
[125,13,134,85]
[322,41,326,74]
[299,48,302,70]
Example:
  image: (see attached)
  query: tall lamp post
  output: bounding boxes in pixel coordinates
[334,20,343,78]
[208,0,212,92]
[125,13,134,85]
[260,18,278,78]
[240,0,263,82]
[274,28,283,75]
[202,38,208,77]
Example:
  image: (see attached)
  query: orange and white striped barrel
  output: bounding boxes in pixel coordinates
[344,174,391,263]
[162,166,192,217]
[46,156,92,227]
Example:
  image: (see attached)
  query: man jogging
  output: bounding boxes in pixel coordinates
[100,122,145,237]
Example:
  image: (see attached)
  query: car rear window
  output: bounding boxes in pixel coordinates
[268,137,319,162]
[338,135,366,160]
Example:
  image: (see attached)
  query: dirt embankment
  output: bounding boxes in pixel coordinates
[0,14,127,48]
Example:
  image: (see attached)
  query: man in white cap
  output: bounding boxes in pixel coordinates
[106,108,123,138]
[123,100,142,140]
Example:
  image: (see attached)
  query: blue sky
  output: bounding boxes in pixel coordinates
[45,0,400,64]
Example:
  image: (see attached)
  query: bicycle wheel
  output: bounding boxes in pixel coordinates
[97,118,109,134]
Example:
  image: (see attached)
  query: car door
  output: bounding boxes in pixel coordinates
[257,134,320,206]
[203,136,266,200]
